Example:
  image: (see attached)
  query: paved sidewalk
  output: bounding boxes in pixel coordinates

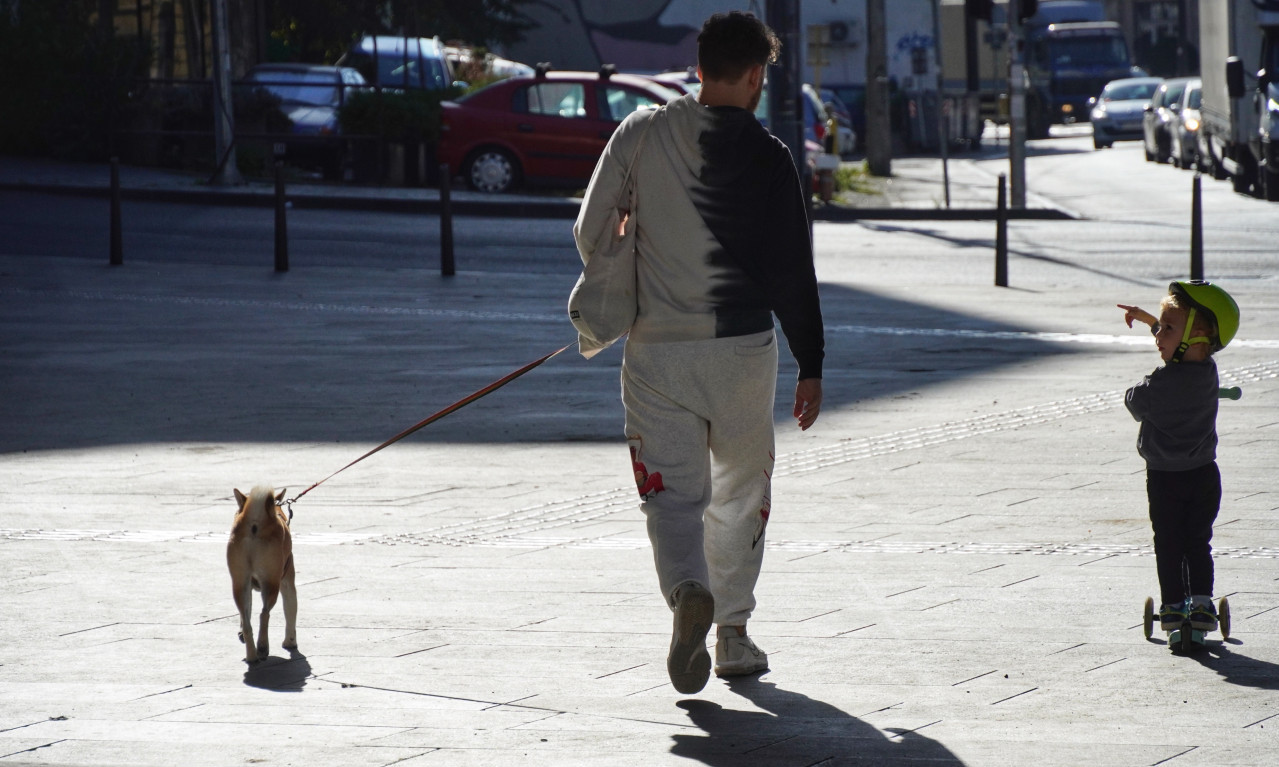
[2,154,1278,767]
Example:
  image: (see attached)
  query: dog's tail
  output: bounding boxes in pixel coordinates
[234,486,286,533]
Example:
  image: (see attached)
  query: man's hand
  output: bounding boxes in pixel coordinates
[793,378,823,431]
[1118,304,1157,328]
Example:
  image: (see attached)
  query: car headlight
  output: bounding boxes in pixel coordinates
[1183,117,1199,132]
[1091,106,1105,120]
[1270,95,1279,114]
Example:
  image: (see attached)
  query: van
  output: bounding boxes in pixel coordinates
[339,35,458,91]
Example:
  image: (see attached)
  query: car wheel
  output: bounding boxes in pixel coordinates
[464,148,520,193]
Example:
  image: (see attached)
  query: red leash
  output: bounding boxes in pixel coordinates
[286,342,573,513]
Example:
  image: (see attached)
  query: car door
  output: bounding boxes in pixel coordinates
[508,80,598,182]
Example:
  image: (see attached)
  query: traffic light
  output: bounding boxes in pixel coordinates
[965,0,994,22]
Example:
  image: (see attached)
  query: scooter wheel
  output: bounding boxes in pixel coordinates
[1142,597,1155,640]
[1219,597,1231,640]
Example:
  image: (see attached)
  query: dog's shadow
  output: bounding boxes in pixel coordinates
[243,648,311,692]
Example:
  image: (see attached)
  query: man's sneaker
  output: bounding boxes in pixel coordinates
[714,627,768,678]
[1189,601,1218,632]
[667,582,714,694]
[1160,603,1189,632]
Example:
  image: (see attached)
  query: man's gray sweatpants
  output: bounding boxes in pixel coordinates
[621,329,778,627]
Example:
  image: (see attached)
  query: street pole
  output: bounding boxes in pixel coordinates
[1007,0,1027,208]
[210,0,241,186]
[767,0,804,179]
[865,0,892,177]
[932,0,950,208]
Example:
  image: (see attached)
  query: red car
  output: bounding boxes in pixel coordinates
[438,69,678,193]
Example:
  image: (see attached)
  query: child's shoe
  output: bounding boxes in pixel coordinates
[1189,598,1218,632]
[1159,603,1189,632]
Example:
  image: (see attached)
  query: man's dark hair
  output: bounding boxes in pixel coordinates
[697,12,780,82]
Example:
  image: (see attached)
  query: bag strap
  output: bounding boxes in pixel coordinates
[617,106,661,207]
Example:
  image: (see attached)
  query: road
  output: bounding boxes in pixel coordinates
[4,128,1274,290]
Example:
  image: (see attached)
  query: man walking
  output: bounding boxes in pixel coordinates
[574,11,824,695]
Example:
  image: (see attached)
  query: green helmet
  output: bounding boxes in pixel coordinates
[1170,280,1240,351]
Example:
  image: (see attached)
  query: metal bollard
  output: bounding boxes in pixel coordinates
[109,158,123,266]
[274,161,288,272]
[995,173,1008,287]
[439,164,455,277]
[1190,172,1203,281]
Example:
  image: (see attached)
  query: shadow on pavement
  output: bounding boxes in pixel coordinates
[670,677,965,765]
[1,275,1081,451]
[242,650,311,692]
[1190,643,1279,690]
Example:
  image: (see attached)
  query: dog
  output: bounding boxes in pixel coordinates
[227,486,297,663]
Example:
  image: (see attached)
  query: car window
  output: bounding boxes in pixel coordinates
[1187,87,1201,109]
[1165,82,1187,105]
[1105,81,1157,100]
[522,83,587,118]
[251,71,338,107]
[601,86,664,122]
[375,54,447,90]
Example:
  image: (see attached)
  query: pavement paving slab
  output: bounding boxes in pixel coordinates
[2,152,1279,766]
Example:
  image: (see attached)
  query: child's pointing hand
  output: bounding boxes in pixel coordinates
[1118,304,1157,329]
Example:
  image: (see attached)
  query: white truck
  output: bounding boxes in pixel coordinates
[1197,0,1279,200]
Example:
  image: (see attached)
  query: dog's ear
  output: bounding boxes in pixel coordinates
[275,488,287,504]
[234,489,247,508]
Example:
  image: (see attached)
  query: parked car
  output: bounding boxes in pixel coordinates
[1142,77,1193,163]
[650,68,700,95]
[338,35,460,92]
[1088,76,1161,148]
[1169,78,1203,170]
[437,68,679,192]
[245,63,368,179]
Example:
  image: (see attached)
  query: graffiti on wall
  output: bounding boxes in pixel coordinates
[510,0,762,73]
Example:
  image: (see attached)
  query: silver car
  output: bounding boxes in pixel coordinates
[1089,76,1162,149]
[1169,78,1202,169]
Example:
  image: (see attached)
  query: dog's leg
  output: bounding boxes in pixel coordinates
[257,580,279,660]
[232,577,258,663]
[280,555,298,650]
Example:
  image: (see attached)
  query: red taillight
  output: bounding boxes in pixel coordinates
[814,122,825,140]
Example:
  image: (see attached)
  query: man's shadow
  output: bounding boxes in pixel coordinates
[242,648,311,692]
[670,676,965,765]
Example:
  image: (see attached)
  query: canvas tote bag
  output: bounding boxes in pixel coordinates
[568,107,661,359]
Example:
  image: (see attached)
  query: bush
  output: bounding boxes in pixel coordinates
[337,87,461,143]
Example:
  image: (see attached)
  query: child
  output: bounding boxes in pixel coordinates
[1119,280,1240,634]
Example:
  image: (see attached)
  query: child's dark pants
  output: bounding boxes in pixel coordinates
[1147,461,1221,606]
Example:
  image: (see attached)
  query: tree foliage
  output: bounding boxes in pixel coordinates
[0,0,152,158]
[265,0,535,64]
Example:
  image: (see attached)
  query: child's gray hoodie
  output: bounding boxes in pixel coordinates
[1125,358,1219,471]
